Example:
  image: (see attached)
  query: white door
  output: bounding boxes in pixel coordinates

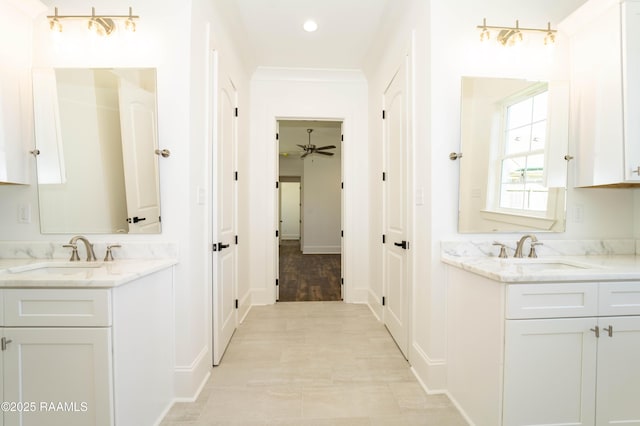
[118,77,161,233]
[3,328,113,426]
[212,56,238,365]
[503,318,597,426]
[382,59,410,358]
[596,316,640,426]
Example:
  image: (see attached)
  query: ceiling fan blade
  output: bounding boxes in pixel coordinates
[296,144,308,149]
[300,152,309,158]
[315,145,336,150]
[315,151,334,156]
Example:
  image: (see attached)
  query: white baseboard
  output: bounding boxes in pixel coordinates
[302,245,341,254]
[410,343,447,393]
[366,289,382,320]
[173,347,212,400]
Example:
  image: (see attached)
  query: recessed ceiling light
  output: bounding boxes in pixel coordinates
[303,19,318,32]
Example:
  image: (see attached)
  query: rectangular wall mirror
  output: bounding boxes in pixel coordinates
[458,76,569,233]
[32,68,161,234]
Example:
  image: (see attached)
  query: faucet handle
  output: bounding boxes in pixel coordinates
[63,244,80,262]
[492,242,509,259]
[104,244,122,261]
[528,241,544,258]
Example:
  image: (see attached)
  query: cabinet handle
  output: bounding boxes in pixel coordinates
[590,326,600,338]
[603,325,613,337]
[1,337,12,351]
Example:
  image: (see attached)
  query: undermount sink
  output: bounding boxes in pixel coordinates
[491,258,595,271]
[8,262,105,275]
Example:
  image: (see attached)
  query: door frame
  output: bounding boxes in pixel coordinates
[275,118,345,302]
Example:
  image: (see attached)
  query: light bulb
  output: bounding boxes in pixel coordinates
[479,28,490,42]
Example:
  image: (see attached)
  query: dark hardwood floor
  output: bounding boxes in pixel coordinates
[278,240,341,302]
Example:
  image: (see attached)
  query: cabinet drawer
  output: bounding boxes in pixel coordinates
[599,282,640,316]
[4,289,111,326]
[506,283,598,319]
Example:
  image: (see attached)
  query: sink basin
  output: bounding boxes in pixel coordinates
[8,262,105,275]
[490,258,596,271]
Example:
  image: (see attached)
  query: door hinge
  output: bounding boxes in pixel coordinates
[276,181,279,189]
[341,182,344,189]
[382,234,386,244]
[382,172,386,181]
[341,278,344,285]
[382,110,386,119]
[159,215,162,222]
[235,235,238,245]
[341,134,344,141]
[382,296,386,306]
[234,171,238,181]
[276,132,279,140]
[235,299,238,309]
[276,278,279,286]
[276,230,279,238]
[341,230,343,237]
[234,107,238,117]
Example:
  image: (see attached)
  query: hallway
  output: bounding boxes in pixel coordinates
[161,302,467,425]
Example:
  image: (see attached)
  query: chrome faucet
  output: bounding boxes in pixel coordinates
[65,235,97,262]
[514,234,541,258]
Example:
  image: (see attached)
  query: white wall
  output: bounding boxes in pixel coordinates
[302,153,341,254]
[280,182,300,240]
[249,68,369,304]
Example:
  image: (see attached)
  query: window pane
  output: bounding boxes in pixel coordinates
[531,121,546,151]
[506,98,533,129]
[525,154,545,184]
[505,126,532,154]
[501,156,526,184]
[500,184,525,210]
[532,91,548,122]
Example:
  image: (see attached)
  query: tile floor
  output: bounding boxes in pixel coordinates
[160,302,467,425]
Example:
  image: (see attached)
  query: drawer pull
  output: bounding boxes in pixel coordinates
[603,325,613,337]
[1,337,13,351]
[590,326,600,338]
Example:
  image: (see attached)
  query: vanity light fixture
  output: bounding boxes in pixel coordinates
[47,6,139,36]
[477,18,557,47]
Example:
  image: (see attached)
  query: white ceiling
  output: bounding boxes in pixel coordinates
[219,0,391,69]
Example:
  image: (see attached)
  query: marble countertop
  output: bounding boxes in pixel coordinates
[0,258,178,288]
[441,254,640,283]
[441,239,640,283]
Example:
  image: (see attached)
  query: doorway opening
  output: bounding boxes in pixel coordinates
[277,119,343,302]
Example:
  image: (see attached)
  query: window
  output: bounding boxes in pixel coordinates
[498,85,548,214]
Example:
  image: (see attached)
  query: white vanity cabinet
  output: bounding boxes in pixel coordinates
[562,0,640,187]
[446,267,640,426]
[0,267,174,426]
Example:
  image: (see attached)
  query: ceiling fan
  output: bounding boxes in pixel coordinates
[297,128,336,158]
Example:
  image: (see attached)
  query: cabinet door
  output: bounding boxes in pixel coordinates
[570,1,624,187]
[596,316,640,426]
[503,318,597,426]
[3,328,113,426]
[622,1,640,181]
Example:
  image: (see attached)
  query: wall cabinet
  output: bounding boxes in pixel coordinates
[0,1,37,184]
[0,268,174,426]
[446,267,640,426]
[563,0,640,187]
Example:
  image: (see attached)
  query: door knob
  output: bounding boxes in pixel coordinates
[217,242,230,251]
